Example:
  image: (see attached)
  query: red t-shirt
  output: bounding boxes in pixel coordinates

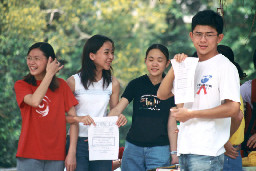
[14,78,78,160]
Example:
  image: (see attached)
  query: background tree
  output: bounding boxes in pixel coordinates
[0,0,255,167]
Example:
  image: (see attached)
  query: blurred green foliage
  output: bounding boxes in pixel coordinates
[0,0,255,167]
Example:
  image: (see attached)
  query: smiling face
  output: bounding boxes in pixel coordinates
[26,48,48,80]
[90,41,114,71]
[145,49,170,78]
[190,25,224,61]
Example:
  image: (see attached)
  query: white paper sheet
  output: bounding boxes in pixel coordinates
[171,57,199,104]
[88,116,119,161]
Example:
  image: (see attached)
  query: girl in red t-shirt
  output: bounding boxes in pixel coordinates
[14,42,78,171]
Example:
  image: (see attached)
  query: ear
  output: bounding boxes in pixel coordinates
[166,59,171,68]
[217,34,224,44]
[189,32,194,41]
[89,52,95,60]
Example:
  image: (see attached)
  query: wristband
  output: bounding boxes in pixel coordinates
[170,151,177,155]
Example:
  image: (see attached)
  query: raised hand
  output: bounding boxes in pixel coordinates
[173,53,188,62]
[46,57,64,76]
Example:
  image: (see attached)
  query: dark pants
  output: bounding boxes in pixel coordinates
[66,136,112,171]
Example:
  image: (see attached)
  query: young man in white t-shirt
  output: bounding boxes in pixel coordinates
[157,10,241,170]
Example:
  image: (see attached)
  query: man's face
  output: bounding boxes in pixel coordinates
[190,25,224,61]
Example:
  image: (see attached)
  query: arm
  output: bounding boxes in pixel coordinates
[157,53,187,100]
[109,76,120,110]
[65,106,78,171]
[108,76,127,127]
[65,76,96,126]
[168,108,179,165]
[108,97,129,127]
[230,110,243,136]
[24,58,63,107]
[157,66,175,100]
[171,100,240,122]
[224,109,243,159]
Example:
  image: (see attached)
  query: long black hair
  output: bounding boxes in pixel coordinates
[78,35,114,89]
[24,42,59,91]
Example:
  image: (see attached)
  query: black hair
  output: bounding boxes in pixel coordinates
[145,44,169,77]
[78,34,114,89]
[145,44,169,61]
[192,10,224,34]
[217,45,247,80]
[192,51,198,57]
[24,42,59,91]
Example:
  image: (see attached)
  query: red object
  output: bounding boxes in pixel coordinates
[118,147,124,159]
[14,79,78,160]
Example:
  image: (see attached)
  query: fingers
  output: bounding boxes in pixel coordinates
[247,136,256,148]
[173,53,188,62]
[46,57,64,74]
[170,108,179,115]
[65,163,76,171]
[82,116,96,126]
[116,114,127,127]
[225,152,237,159]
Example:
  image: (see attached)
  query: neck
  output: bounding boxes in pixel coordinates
[148,75,162,85]
[198,51,219,62]
[95,69,103,81]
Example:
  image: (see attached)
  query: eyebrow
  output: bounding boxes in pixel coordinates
[104,48,114,51]
[195,31,216,34]
[148,56,164,59]
[27,55,41,57]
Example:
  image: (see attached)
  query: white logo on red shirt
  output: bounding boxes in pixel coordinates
[36,96,51,117]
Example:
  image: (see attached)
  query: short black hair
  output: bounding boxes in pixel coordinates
[192,10,224,34]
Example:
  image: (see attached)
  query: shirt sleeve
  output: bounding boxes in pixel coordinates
[240,80,252,105]
[121,79,136,103]
[219,62,240,103]
[60,79,79,112]
[14,80,33,107]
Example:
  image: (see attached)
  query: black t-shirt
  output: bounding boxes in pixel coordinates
[122,74,175,147]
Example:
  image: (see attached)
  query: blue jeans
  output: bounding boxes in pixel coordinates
[17,158,64,171]
[179,154,224,171]
[66,136,112,171]
[223,149,242,171]
[121,141,170,171]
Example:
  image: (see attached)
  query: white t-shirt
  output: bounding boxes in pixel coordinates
[177,54,240,156]
[68,73,112,137]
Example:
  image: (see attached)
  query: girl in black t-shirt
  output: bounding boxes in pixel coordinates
[108,44,176,171]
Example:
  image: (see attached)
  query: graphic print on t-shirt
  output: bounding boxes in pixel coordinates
[196,75,212,95]
[36,96,51,117]
[139,95,161,111]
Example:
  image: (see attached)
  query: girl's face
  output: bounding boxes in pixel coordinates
[145,49,170,77]
[90,41,114,71]
[26,48,48,80]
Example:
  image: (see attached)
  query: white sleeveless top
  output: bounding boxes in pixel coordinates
[68,73,112,137]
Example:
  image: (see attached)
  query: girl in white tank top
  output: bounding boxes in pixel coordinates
[65,35,126,171]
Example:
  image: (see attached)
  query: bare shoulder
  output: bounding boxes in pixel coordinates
[112,76,120,89]
[66,76,75,92]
